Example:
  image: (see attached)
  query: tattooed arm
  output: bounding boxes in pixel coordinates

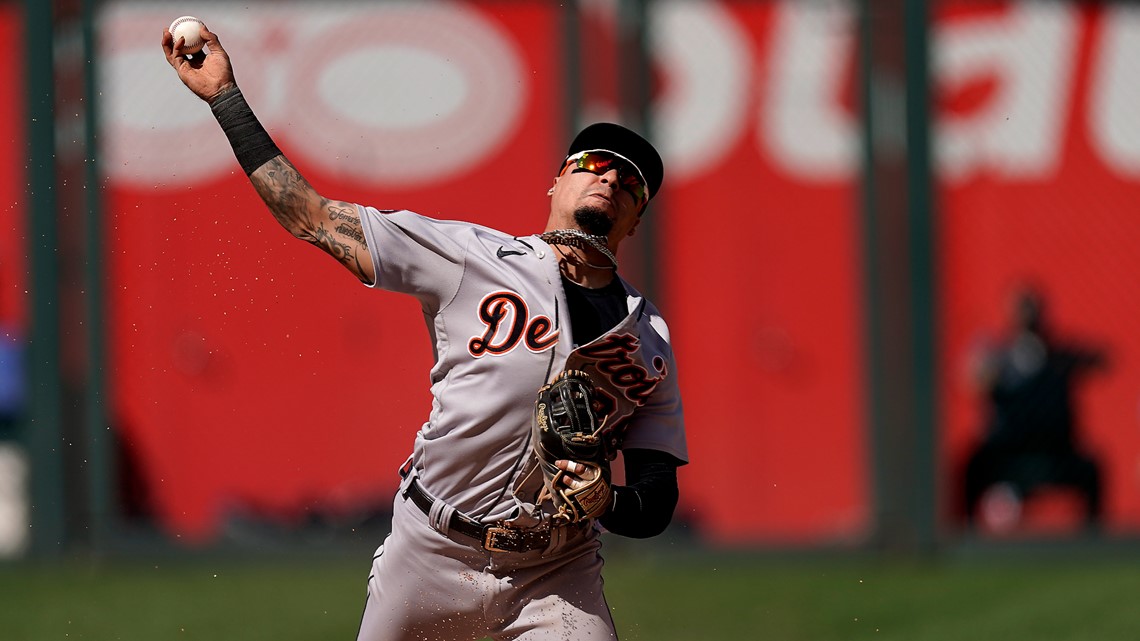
[250,156,375,284]
[161,24,374,284]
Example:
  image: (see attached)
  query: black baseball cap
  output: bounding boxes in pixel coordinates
[564,122,664,201]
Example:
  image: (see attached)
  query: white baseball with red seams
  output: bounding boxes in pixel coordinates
[168,16,204,54]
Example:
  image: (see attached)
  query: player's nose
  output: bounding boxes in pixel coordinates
[598,169,621,193]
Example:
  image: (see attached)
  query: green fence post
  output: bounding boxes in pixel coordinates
[24,0,68,557]
[617,0,659,304]
[859,0,938,557]
[903,0,938,556]
[82,0,112,557]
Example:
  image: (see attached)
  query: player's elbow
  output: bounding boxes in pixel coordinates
[633,494,679,539]
[624,515,675,539]
[599,484,679,539]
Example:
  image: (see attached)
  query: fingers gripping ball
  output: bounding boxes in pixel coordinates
[169,16,205,55]
[533,370,613,523]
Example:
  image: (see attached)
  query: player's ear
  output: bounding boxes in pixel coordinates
[547,180,557,197]
[627,218,641,237]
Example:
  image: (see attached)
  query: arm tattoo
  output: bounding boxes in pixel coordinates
[252,156,315,236]
[250,156,370,279]
[315,222,366,274]
[321,202,369,275]
[335,223,366,244]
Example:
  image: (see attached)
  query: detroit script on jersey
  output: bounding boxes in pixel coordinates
[565,332,667,456]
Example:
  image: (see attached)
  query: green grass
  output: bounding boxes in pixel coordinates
[605,552,1140,641]
[1,557,365,640]
[3,549,1139,640]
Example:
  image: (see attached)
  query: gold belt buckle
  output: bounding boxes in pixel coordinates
[483,526,518,553]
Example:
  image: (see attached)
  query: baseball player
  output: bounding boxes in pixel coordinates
[163,22,687,641]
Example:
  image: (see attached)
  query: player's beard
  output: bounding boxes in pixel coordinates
[573,206,613,237]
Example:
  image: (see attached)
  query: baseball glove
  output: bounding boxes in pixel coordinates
[532,369,612,524]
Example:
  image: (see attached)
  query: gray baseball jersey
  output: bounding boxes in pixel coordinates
[357,207,687,527]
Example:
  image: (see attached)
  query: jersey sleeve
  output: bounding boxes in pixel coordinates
[618,310,688,464]
[619,349,688,465]
[357,206,468,313]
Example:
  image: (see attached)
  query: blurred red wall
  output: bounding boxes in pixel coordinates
[2,1,1137,545]
[0,2,26,332]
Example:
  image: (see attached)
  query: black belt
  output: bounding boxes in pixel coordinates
[402,477,554,553]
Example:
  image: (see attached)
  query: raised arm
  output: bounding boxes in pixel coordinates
[161,21,375,284]
[248,157,373,283]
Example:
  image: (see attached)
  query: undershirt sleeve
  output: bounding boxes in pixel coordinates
[599,448,681,538]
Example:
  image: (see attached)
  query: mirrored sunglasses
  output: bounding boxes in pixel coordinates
[564,151,648,205]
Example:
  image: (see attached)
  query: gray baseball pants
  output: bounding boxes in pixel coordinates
[356,478,618,640]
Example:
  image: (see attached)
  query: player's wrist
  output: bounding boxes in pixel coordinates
[210,86,282,176]
[206,82,239,105]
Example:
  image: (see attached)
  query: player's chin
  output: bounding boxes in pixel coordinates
[573,205,614,236]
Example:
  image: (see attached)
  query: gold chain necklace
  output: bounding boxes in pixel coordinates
[537,229,617,270]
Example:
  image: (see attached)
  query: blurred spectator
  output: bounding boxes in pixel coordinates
[962,284,1107,532]
[0,277,27,556]
[0,313,23,438]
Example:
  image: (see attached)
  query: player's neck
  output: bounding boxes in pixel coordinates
[558,252,616,289]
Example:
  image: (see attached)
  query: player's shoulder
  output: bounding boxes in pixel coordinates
[366,208,512,240]
[617,277,674,344]
[615,277,658,316]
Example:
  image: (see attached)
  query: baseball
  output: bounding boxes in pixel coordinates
[169,16,204,55]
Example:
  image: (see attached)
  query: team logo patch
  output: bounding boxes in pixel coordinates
[468,290,559,357]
